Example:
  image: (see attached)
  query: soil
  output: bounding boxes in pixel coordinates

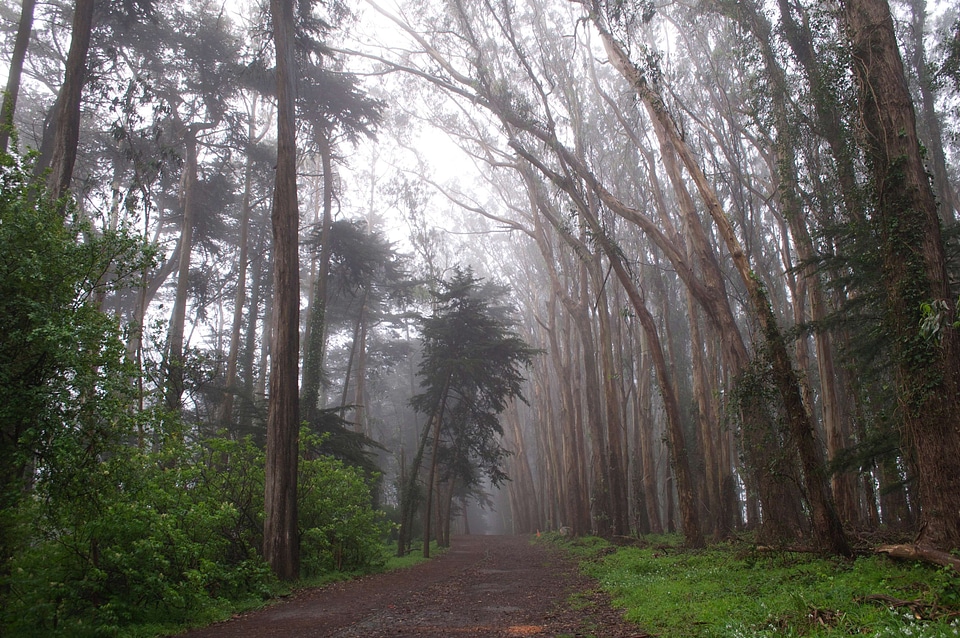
[178,535,649,637]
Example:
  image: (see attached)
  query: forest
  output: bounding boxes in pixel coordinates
[2,0,960,633]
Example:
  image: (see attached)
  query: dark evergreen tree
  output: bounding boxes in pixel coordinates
[398,267,536,556]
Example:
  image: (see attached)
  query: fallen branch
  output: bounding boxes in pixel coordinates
[876,544,960,572]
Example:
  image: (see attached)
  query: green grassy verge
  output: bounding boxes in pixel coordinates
[545,533,960,637]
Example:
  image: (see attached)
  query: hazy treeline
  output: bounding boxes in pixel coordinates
[357,0,960,555]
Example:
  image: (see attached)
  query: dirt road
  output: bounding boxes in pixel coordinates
[178,535,646,637]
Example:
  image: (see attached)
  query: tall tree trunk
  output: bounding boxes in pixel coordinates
[575,259,613,536]
[688,299,721,537]
[531,191,590,533]
[730,0,861,526]
[221,98,264,431]
[527,366,555,531]
[257,253,274,401]
[164,129,199,414]
[589,221,703,547]
[636,329,663,534]
[242,227,269,434]
[519,149,702,545]
[263,0,301,581]
[301,128,336,422]
[508,407,539,533]
[0,0,36,154]
[35,0,95,204]
[397,374,451,557]
[844,0,960,550]
[624,268,703,547]
[352,306,369,434]
[906,0,960,223]
[340,289,370,428]
[421,381,452,558]
[545,290,589,533]
[594,254,630,536]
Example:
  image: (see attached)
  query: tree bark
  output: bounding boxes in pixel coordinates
[243,226,270,433]
[844,0,960,550]
[301,128,336,422]
[688,299,722,537]
[507,407,539,533]
[529,193,613,536]
[0,0,36,154]
[635,331,663,535]
[263,0,301,581]
[164,129,199,414]
[588,217,703,547]
[35,0,95,204]
[517,150,703,546]
[877,544,960,571]
[421,384,451,558]
[730,0,860,526]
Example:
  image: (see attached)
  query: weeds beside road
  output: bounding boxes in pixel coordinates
[546,533,960,637]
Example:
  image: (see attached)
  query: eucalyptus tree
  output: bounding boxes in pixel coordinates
[572,1,849,555]
[843,0,960,551]
[903,0,959,223]
[697,0,868,526]
[512,147,705,546]
[362,0,839,548]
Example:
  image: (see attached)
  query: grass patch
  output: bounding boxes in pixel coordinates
[383,540,445,571]
[547,534,960,637]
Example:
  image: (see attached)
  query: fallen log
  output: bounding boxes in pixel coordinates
[876,544,960,571]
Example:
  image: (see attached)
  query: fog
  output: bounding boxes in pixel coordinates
[3,0,960,588]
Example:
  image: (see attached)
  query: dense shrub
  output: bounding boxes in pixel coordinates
[2,432,390,636]
[1,436,273,636]
[299,432,391,576]
[0,152,151,574]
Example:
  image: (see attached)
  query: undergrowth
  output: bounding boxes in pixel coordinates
[544,533,960,637]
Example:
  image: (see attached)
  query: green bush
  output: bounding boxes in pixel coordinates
[299,431,391,576]
[2,437,274,637]
[2,430,391,636]
[0,151,152,575]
